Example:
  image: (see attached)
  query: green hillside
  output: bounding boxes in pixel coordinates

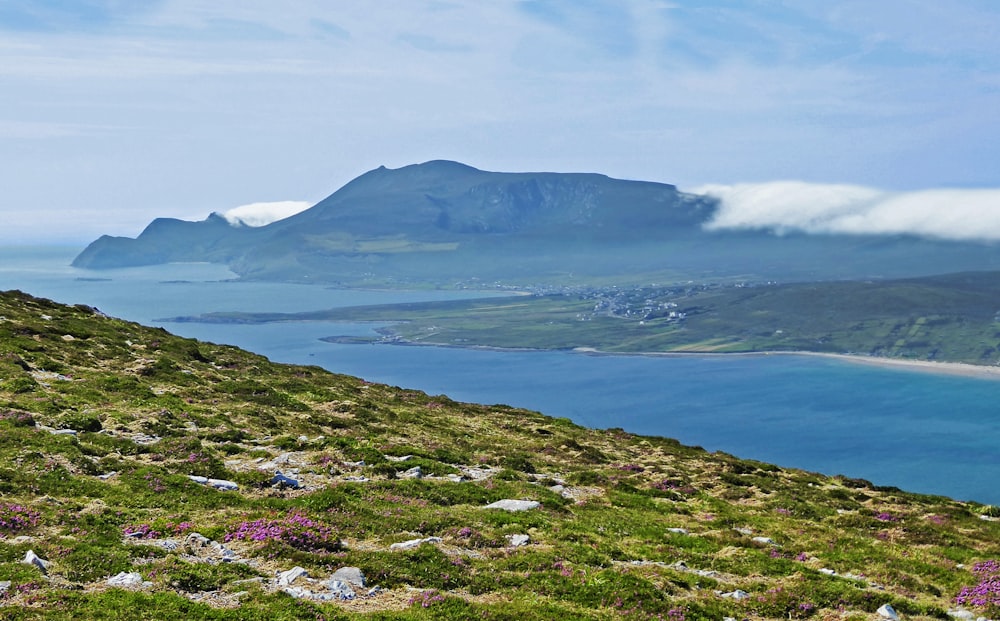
[1,289,999,620]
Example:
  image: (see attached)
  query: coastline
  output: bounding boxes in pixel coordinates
[571,347,1000,380]
[330,330,1000,381]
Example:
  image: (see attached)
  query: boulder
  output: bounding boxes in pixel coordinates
[277,566,309,586]
[507,534,531,547]
[399,466,423,479]
[207,478,239,491]
[390,536,442,550]
[22,550,49,574]
[721,590,750,600]
[331,566,366,587]
[270,471,300,489]
[107,572,144,587]
[877,603,900,621]
[322,579,357,600]
[484,499,540,512]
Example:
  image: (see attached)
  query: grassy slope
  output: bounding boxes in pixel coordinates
[1,289,1000,620]
[206,272,1000,365]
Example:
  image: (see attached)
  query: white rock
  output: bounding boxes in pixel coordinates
[507,534,531,547]
[277,566,309,586]
[721,590,750,600]
[390,536,442,550]
[51,428,78,436]
[97,471,118,480]
[330,567,366,587]
[322,579,356,600]
[399,466,423,479]
[484,499,540,512]
[107,572,144,587]
[188,475,208,484]
[283,586,311,599]
[752,536,777,546]
[819,568,837,575]
[22,550,49,573]
[948,611,975,620]
[666,528,689,535]
[386,455,413,462]
[0,581,10,594]
[877,603,900,621]
[207,478,239,491]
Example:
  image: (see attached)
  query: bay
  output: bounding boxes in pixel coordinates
[2,246,999,504]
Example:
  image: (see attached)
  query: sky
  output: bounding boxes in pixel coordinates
[3,1,1000,243]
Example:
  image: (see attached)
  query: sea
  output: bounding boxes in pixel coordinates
[3,245,1000,504]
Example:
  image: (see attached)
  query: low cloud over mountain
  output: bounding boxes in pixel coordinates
[221,201,312,227]
[698,182,1000,242]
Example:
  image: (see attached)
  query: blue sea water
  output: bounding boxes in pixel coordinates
[3,246,1000,504]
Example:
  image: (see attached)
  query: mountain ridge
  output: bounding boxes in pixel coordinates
[72,161,1000,286]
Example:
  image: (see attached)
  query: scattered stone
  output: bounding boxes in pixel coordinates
[322,579,356,600]
[283,586,311,599]
[819,568,837,575]
[734,527,753,535]
[97,471,118,480]
[385,455,412,462]
[399,466,423,479]
[390,536,442,550]
[10,536,34,545]
[948,611,975,620]
[0,581,10,595]
[721,590,750,600]
[446,473,468,483]
[367,586,382,597]
[549,484,565,493]
[107,572,145,587]
[484,499,540,512]
[207,478,239,491]
[273,453,294,465]
[878,603,900,621]
[277,566,309,586]
[507,534,531,547]
[331,566,366,587]
[270,471,300,489]
[188,475,209,484]
[343,460,365,468]
[343,476,370,482]
[751,536,777,546]
[51,428,78,436]
[666,528,689,535]
[22,550,49,574]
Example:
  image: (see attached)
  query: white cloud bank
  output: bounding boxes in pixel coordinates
[221,200,312,227]
[696,182,1000,242]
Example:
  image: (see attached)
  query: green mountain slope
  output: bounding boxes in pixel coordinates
[2,288,1000,619]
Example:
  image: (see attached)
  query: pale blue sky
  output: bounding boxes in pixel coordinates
[3,1,1000,242]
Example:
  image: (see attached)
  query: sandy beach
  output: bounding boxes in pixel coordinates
[569,346,1000,380]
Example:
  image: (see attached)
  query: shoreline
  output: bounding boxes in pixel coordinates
[572,347,1000,379]
[358,336,1000,380]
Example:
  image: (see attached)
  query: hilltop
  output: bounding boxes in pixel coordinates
[2,288,1000,619]
[71,161,1000,287]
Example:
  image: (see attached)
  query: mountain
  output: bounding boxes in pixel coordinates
[2,287,998,619]
[73,161,1000,286]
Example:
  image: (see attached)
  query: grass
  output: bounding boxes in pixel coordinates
[1,288,1000,619]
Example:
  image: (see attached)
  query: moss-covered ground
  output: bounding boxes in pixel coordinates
[1,289,999,619]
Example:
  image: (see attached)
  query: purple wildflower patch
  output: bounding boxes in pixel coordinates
[224,511,339,553]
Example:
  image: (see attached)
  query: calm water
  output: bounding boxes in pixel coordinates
[3,246,1000,504]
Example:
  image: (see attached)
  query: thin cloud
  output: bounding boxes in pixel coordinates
[221,200,312,227]
[698,182,1000,242]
